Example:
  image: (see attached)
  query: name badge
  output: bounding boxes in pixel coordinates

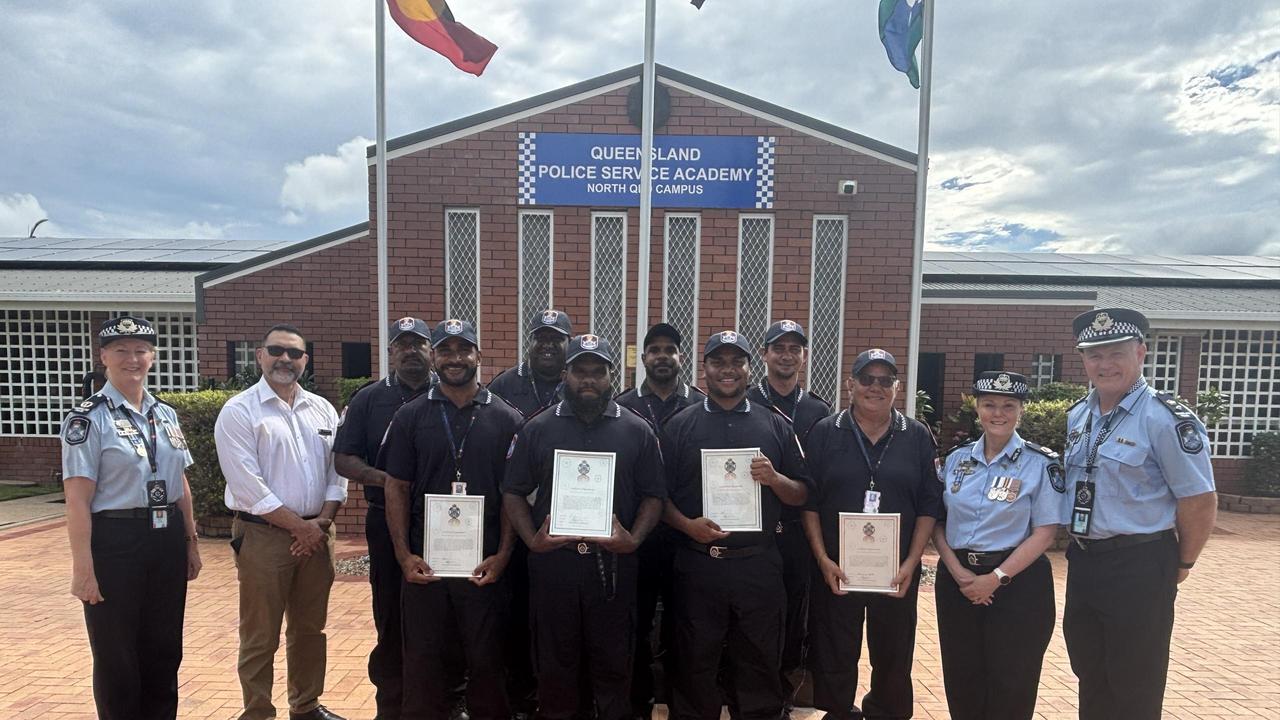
[863,490,881,513]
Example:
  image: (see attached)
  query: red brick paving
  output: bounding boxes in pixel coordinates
[1,512,1276,719]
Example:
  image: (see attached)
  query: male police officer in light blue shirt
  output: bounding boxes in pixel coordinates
[1061,308,1216,720]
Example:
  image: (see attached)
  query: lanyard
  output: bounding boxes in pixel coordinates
[852,414,896,491]
[757,380,797,424]
[117,405,159,475]
[440,403,477,484]
[1082,382,1142,476]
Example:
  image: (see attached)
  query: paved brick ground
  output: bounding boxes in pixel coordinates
[1,512,1276,719]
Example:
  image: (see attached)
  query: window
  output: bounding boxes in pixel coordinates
[227,341,257,378]
[663,213,700,386]
[518,210,554,360]
[342,342,372,379]
[736,214,774,382]
[115,310,199,392]
[1143,334,1182,394]
[591,212,628,393]
[808,215,847,404]
[974,353,1005,380]
[1030,353,1062,388]
[0,309,94,437]
[1199,329,1278,458]
[445,208,481,337]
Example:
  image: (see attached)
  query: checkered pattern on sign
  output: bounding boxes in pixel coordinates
[755,136,776,209]
[518,132,537,205]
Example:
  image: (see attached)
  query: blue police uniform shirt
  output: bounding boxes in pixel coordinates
[941,432,1062,551]
[61,381,194,513]
[1061,378,1215,538]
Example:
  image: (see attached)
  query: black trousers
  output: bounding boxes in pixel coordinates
[528,548,638,720]
[507,542,538,713]
[778,520,813,697]
[401,576,510,720]
[631,526,677,713]
[669,547,786,720]
[83,515,188,720]
[935,555,1055,720]
[808,566,922,719]
[1064,535,1179,720]
[366,507,405,718]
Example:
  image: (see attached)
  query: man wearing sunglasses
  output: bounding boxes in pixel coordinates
[801,349,942,720]
[216,324,348,720]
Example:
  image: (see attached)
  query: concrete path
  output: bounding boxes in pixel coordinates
[0,490,65,528]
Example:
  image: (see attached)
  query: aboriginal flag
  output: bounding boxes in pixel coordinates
[388,0,497,76]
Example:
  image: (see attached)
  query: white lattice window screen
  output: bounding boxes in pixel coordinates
[808,216,847,405]
[445,209,481,337]
[1143,334,1181,395]
[518,211,554,360]
[1031,354,1057,388]
[1199,329,1278,458]
[116,311,199,392]
[663,214,700,386]
[591,213,628,394]
[736,215,774,383]
[0,309,94,437]
[232,342,257,376]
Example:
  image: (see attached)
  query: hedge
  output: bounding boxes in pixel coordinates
[944,395,1071,456]
[338,376,372,409]
[1244,431,1280,498]
[158,389,238,521]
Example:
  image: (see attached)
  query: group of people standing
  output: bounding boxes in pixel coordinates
[61,305,1216,720]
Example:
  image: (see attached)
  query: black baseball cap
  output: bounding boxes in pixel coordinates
[99,315,157,346]
[430,319,479,349]
[528,309,573,337]
[1073,308,1149,349]
[643,322,683,349]
[852,348,898,376]
[390,316,430,343]
[764,319,807,346]
[703,330,754,358]
[566,334,614,365]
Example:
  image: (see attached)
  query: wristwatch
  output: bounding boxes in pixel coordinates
[993,567,1012,586]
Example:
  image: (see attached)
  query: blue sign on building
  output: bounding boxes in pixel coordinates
[517,132,775,209]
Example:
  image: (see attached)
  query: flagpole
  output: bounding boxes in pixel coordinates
[634,0,656,388]
[904,0,933,419]
[375,0,390,377]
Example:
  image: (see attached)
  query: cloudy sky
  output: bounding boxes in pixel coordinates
[1,0,1276,255]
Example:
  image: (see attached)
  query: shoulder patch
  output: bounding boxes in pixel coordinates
[1175,420,1205,454]
[70,394,106,416]
[506,434,519,460]
[1024,441,1061,461]
[64,416,91,445]
[1155,391,1198,422]
[1047,463,1066,493]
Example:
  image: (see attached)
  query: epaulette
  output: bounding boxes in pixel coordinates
[944,440,976,458]
[1069,395,1087,411]
[1154,391,1198,422]
[70,394,107,415]
[489,391,524,417]
[807,389,832,409]
[618,403,653,425]
[1024,441,1061,462]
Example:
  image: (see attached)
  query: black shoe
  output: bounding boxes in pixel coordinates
[450,698,470,720]
[291,706,346,720]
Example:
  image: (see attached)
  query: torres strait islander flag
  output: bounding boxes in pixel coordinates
[879,0,924,88]
[388,0,497,76]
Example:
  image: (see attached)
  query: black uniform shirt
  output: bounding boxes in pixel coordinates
[660,396,811,550]
[804,408,943,562]
[379,386,524,557]
[616,381,705,430]
[502,400,666,531]
[487,361,563,418]
[747,379,831,443]
[333,374,431,507]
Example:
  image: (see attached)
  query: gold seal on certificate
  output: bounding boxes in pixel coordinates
[838,512,901,593]
[549,449,616,538]
[700,448,762,532]
[424,494,484,578]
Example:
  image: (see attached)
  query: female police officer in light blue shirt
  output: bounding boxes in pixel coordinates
[61,315,202,720]
[932,371,1064,720]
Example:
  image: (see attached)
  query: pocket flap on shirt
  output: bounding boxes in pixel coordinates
[1097,440,1147,467]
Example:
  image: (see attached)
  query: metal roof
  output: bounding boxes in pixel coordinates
[0,236,296,267]
[923,252,1280,285]
[0,269,201,304]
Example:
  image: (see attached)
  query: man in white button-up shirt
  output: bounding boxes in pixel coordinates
[215,324,348,720]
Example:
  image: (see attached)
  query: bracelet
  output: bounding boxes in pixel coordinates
[185,534,199,542]
[1178,559,1195,570]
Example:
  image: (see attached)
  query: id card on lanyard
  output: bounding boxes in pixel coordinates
[118,405,168,529]
[1072,403,1129,537]
[441,404,476,495]
[854,416,895,513]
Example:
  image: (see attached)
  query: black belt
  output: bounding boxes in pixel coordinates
[1072,529,1175,554]
[686,541,767,560]
[94,504,176,519]
[955,548,1014,569]
[235,510,319,526]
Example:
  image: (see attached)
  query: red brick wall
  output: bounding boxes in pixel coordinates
[0,438,61,484]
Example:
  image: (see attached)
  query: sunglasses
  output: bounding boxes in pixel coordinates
[855,374,897,388]
[264,345,306,360]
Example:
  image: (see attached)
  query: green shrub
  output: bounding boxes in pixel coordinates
[1194,386,1227,429]
[1028,382,1087,403]
[1244,431,1280,498]
[1018,399,1073,455]
[338,376,373,409]
[158,389,239,522]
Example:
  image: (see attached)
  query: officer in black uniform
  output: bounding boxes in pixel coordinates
[380,319,524,720]
[502,334,666,720]
[661,330,810,720]
[746,319,832,709]
[333,317,434,720]
[802,349,942,720]
[487,309,572,417]
[616,322,704,719]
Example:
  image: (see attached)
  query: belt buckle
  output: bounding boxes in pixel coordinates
[576,542,589,555]
[709,545,726,559]
[967,552,979,565]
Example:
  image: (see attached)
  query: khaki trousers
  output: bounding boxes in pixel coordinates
[233,518,336,720]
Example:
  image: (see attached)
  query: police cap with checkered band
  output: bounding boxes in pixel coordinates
[1072,308,1149,349]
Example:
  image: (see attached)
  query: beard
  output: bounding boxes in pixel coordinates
[647,361,678,382]
[437,364,479,387]
[565,385,612,418]
[268,362,300,384]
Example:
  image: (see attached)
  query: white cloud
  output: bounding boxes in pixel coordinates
[0,193,58,237]
[279,136,371,221]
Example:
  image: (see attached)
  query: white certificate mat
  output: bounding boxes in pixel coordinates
[549,449,616,538]
[838,512,901,593]
[423,494,484,578]
[700,448,763,532]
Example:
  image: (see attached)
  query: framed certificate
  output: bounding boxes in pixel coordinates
[838,512,901,593]
[549,450,616,538]
[423,494,484,578]
[700,448,762,532]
